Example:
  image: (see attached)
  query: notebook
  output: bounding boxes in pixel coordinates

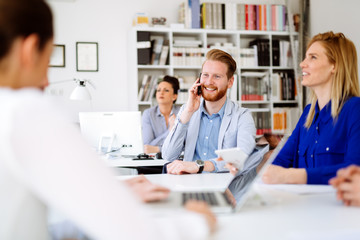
[148,135,288,214]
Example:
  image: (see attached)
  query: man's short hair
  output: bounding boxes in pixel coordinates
[204,49,237,79]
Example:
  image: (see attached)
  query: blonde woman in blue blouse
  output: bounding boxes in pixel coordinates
[263,32,360,185]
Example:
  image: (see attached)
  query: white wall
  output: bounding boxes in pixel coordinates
[309,0,360,78]
[47,0,185,120]
[47,0,301,121]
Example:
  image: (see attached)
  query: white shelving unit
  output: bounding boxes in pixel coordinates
[130,27,302,135]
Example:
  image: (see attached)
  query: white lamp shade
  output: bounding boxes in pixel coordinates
[70,85,91,100]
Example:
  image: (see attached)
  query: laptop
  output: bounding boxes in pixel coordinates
[148,135,289,214]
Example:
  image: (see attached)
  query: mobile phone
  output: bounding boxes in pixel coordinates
[197,73,202,95]
[215,147,249,170]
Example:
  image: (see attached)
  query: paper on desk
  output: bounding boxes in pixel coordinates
[255,181,335,195]
[287,229,360,240]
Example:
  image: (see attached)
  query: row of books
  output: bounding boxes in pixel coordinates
[138,75,161,102]
[271,72,296,101]
[240,72,268,101]
[273,39,296,67]
[249,39,270,66]
[137,32,169,65]
[272,108,299,134]
[172,42,238,66]
[239,48,257,67]
[138,34,294,68]
[251,112,271,136]
[172,47,204,66]
[246,39,295,67]
[180,1,289,31]
[172,41,292,68]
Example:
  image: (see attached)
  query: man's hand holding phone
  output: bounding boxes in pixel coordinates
[180,74,202,124]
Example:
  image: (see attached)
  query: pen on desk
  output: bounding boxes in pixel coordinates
[103,148,120,154]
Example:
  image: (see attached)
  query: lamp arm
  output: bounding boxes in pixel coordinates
[84,79,96,90]
[50,78,77,85]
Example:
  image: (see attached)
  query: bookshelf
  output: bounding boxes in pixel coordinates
[131,4,303,135]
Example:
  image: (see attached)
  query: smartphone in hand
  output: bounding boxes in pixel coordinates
[197,73,202,95]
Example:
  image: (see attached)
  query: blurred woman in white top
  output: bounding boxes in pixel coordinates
[0,0,215,239]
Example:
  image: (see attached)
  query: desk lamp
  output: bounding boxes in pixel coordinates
[51,78,94,100]
[70,79,92,100]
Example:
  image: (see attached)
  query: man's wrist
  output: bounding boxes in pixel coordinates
[180,110,193,125]
[195,160,205,173]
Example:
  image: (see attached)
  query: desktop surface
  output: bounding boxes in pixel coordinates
[216,184,360,239]
[144,173,233,191]
[138,174,360,240]
[105,157,167,168]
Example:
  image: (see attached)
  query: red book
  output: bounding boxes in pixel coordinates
[271,5,277,31]
[262,5,266,31]
[250,5,255,30]
[245,4,249,30]
[257,5,260,30]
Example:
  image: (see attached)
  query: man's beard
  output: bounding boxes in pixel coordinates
[201,85,228,102]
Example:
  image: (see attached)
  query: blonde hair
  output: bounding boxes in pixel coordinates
[305,31,360,128]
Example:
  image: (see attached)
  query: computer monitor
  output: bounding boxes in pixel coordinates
[79,111,144,157]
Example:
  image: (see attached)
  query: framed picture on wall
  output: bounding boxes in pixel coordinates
[76,42,98,72]
[49,44,65,67]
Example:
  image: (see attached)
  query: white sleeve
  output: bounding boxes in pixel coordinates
[152,210,210,240]
[162,105,188,161]
[11,101,209,240]
[236,110,256,155]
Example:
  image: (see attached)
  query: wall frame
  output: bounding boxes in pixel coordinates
[49,44,65,67]
[76,42,98,72]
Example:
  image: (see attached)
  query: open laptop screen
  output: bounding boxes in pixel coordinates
[230,135,289,211]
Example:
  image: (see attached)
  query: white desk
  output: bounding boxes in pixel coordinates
[104,157,167,167]
[143,174,360,240]
[144,173,234,191]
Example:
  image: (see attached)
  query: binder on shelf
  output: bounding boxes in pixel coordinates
[146,76,160,102]
[159,40,169,65]
[249,39,270,66]
[151,36,164,65]
[138,75,149,101]
[141,75,153,102]
[137,31,151,65]
[272,39,280,66]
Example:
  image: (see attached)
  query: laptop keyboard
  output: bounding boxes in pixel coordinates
[182,192,219,206]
